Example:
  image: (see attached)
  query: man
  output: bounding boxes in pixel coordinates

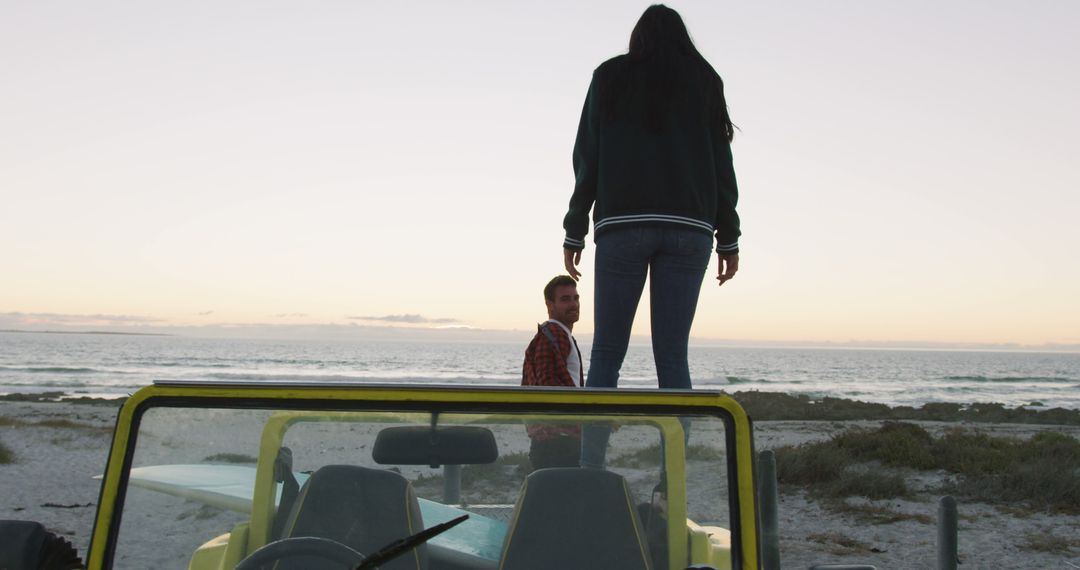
[521,275,583,470]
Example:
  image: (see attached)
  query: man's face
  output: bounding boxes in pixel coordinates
[546,284,580,327]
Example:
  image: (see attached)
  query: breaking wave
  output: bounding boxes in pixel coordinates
[944,375,1075,383]
[0,366,101,374]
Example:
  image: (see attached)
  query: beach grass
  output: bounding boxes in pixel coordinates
[733,391,1080,425]
[609,442,662,468]
[686,443,724,460]
[939,430,1080,512]
[1018,530,1080,554]
[607,441,723,468]
[820,469,911,500]
[0,415,111,432]
[827,501,933,525]
[806,531,877,556]
[202,453,258,464]
[34,418,111,432]
[775,422,1080,513]
[462,451,530,486]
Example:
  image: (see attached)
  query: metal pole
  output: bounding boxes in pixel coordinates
[938,496,958,570]
[758,450,781,570]
[443,464,462,504]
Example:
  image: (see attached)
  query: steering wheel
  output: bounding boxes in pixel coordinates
[234,536,370,570]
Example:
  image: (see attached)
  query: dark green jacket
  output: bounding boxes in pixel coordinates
[562,56,740,254]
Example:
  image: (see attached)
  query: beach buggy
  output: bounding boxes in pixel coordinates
[1,381,762,569]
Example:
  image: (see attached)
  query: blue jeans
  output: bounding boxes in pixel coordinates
[581,227,711,468]
[586,226,712,389]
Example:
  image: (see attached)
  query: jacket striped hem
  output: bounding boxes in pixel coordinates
[715,240,739,254]
[563,236,586,250]
[594,213,714,234]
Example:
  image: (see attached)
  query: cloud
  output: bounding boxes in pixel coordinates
[346,314,461,325]
[0,311,165,327]
[272,313,309,318]
[196,310,214,316]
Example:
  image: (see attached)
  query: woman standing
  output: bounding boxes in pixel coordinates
[563,4,740,390]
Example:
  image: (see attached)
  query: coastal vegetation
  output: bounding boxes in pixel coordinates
[733,391,1080,425]
[774,422,1080,513]
[202,453,258,464]
[0,439,11,464]
[826,502,932,525]
[806,532,877,556]
[5,390,1080,425]
[461,450,531,488]
[607,442,724,468]
[0,414,111,432]
[609,443,661,468]
[1020,530,1080,554]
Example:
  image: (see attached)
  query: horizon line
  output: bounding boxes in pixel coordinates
[2,327,1078,353]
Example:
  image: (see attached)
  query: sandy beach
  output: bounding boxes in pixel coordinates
[2,397,1079,569]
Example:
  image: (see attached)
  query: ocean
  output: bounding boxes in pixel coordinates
[2,331,1079,410]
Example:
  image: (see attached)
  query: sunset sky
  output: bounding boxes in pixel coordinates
[2,1,1078,347]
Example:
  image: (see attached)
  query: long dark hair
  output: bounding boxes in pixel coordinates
[599,4,734,141]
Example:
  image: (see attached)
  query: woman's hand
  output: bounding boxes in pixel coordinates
[563,248,582,280]
[716,253,739,286]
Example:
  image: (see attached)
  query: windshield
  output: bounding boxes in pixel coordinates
[104,389,741,570]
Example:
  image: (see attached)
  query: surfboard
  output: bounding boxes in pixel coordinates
[116,464,508,561]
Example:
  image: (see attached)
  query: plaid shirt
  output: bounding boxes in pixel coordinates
[522,322,581,389]
[522,321,582,441]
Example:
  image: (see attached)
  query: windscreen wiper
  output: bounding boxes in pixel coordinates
[354,514,469,570]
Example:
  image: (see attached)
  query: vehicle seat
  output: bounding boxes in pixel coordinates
[498,468,653,570]
[276,465,427,570]
[0,520,82,570]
